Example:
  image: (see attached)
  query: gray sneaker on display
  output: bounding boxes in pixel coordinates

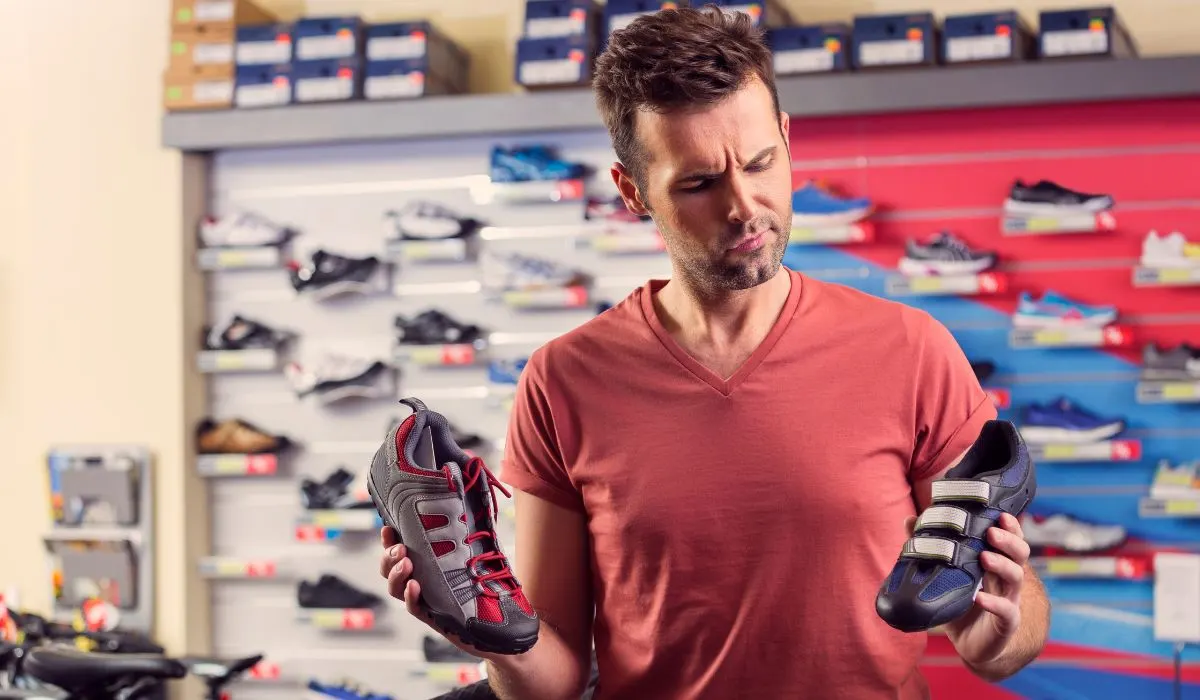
[368,398,538,655]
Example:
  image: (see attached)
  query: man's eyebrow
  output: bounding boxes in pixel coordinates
[675,146,777,182]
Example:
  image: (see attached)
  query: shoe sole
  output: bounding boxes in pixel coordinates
[366,476,538,656]
[898,257,995,277]
[1011,312,1117,329]
[791,207,871,227]
[1020,423,1124,444]
[1003,198,1112,217]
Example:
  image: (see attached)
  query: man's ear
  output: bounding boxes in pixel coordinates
[779,111,791,158]
[611,162,650,216]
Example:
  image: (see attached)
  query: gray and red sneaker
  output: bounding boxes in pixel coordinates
[368,397,538,655]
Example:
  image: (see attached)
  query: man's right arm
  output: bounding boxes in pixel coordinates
[485,489,593,700]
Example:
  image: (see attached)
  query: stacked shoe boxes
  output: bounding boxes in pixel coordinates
[233,21,294,108]
[1038,6,1137,60]
[364,22,471,101]
[942,11,1035,65]
[164,0,277,110]
[291,17,366,105]
[515,0,603,90]
[768,24,852,75]
[851,12,940,70]
[603,0,683,37]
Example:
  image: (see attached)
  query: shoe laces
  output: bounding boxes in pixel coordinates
[455,456,518,596]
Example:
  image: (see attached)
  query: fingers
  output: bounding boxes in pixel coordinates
[386,555,413,601]
[981,550,1025,591]
[987,519,1031,565]
[381,526,399,548]
[998,512,1025,540]
[974,591,1021,632]
[379,543,407,579]
[403,579,428,622]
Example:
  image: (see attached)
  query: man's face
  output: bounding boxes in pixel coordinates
[615,76,792,293]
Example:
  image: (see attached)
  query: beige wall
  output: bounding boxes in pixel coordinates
[0,0,1193,660]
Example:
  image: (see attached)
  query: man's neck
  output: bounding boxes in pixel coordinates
[655,268,792,350]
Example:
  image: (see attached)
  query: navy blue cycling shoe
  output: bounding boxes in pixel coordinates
[876,419,1036,633]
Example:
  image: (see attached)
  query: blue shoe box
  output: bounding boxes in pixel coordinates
[364,59,461,100]
[943,11,1034,64]
[706,0,795,29]
[294,16,364,61]
[292,58,362,103]
[768,24,851,75]
[515,34,594,89]
[603,0,683,35]
[235,23,293,66]
[234,63,292,108]
[366,21,469,93]
[852,12,939,69]
[1038,6,1137,59]
[524,0,602,40]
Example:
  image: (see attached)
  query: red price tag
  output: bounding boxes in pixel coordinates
[984,388,1011,409]
[342,609,375,630]
[442,345,475,365]
[977,273,1006,294]
[294,525,325,541]
[557,180,584,200]
[249,662,281,680]
[565,286,588,307]
[246,561,276,578]
[1102,325,1132,347]
[246,454,277,475]
[1110,440,1141,461]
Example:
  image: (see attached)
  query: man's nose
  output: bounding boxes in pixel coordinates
[725,171,757,224]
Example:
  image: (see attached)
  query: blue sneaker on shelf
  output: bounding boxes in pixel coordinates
[489,358,528,385]
[1020,397,1125,445]
[307,679,395,700]
[490,145,587,183]
[1012,290,1117,329]
[790,181,872,226]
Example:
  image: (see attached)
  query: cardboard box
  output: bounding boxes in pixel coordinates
[294,16,364,61]
[164,65,235,111]
[943,11,1034,64]
[1039,6,1137,59]
[366,21,469,93]
[293,58,363,103]
[852,12,940,70]
[236,23,294,66]
[168,26,235,75]
[364,59,462,101]
[171,0,276,31]
[768,24,850,75]
[234,63,293,109]
[604,0,683,35]
[515,34,594,90]
[524,0,602,40]
[707,0,795,29]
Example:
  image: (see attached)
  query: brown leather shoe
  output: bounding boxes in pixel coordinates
[196,418,289,454]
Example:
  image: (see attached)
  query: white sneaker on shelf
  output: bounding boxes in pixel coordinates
[285,354,393,402]
[1140,230,1200,269]
[199,212,294,248]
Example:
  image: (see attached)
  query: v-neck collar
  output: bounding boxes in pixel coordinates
[640,268,804,397]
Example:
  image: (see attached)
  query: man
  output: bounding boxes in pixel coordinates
[379,7,1049,699]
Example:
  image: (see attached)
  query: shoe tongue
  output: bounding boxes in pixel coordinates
[414,424,436,470]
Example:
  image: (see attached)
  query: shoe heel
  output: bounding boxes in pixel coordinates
[366,480,403,546]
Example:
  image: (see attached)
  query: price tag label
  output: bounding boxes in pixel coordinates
[774,48,835,74]
[909,277,944,292]
[1046,559,1083,575]
[859,39,925,66]
[1043,28,1109,57]
[1043,444,1077,460]
[367,35,426,61]
[342,609,375,630]
[214,352,246,370]
[236,82,290,108]
[526,15,586,39]
[1166,500,1200,515]
[194,42,235,64]
[366,73,425,100]
[519,58,583,86]
[1033,330,1069,345]
[296,76,353,102]
[297,34,357,61]
[248,662,281,680]
[1161,269,1196,284]
[195,0,234,21]
[946,35,1012,62]
[237,40,293,65]
[984,388,1011,409]
[1164,383,1200,400]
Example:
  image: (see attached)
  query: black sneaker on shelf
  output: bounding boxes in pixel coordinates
[395,309,486,347]
[970,360,996,383]
[422,635,479,664]
[301,467,356,509]
[203,315,291,351]
[384,202,482,241]
[288,250,382,297]
[1004,179,1114,217]
[286,356,394,402]
[297,574,382,609]
[1142,342,1200,381]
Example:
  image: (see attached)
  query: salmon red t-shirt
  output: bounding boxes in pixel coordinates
[500,269,996,700]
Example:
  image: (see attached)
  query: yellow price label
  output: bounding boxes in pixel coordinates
[504,291,531,306]
[909,277,943,292]
[216,251,248,267]
[310,610,342,628]
[1163,383,1200,400]
[311,512,342,527]
[403,243,431,259]
[409,347,441,364]
[1024,217,1062,232]
[217,560,247,576]
[213,456,246,474]
[789,228,817,242]
[1159,268,1194,283]
[1046,559,1082,575]
[213,352,244,370]
[1043,444,1076,460]
[1034,330,1069,345]
[1166,500,1200,515]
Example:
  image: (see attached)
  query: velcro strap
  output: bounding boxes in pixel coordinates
[931,480,991,504]
[915,505,969,534]
[901,536,957,563]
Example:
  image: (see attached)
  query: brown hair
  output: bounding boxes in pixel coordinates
[592,5,782,189]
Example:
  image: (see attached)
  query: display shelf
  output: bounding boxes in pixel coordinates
[198,557,280,579]
[197,246,283,270]
[983,388,1011,410]
[1140,497,1200,518]
[590,228,664,255]
[1024,439,1141,463]
[385,238,471,264]
[787,221,874,246]
[1133,266,1200,287]
[1001,210,1116,235]
[296,608,376,631]
[421,663,485,686]
[196,348,280,373]
[501,285,589,309]
[43,527,143,545]
[885,272,1005,297]
[394,343,483,367]
[1031,555,1151,580]
[295,510,382,541]
[1008,324,1131,349]
[162,56,1200,151]
[196,453,279,477]
[1138,380,1200,404]
[472,179,585,205]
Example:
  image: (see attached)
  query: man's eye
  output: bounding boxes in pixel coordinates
[747,160,771,172]
[682,180,712,192]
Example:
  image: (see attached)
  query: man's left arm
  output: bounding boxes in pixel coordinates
[913,454,1051,681]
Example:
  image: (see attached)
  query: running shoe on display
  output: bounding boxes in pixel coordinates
[383,202,482,242]
[302,467,373,510]
[199,212,296,248]
[1003,179,1114,217]
[1012,291,1117,329]
[289,250,383,297]
[876,420,1036,632]
[1141,230,1200,269]
[1019,513,1126,554]
[1142,342,1200,380]
[203,315,292,351]
[196,418,290,454]
[1020,397,1125,444]
[286,355,393,402]
[488,358,527,385]
[423,635,479,664]
[1150,459,1200,500]
[396,310,486,348]
[307,679,395,700]
[970,360,996,383]
[585,195,649,224]
[898,232,997,276]
[297,574,383,609]
[482,251,586,291]
[367,397,538,655]
[790,181,872,226]
[489,145,587,183]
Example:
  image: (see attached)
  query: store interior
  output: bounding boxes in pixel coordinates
[3,1,1200,698]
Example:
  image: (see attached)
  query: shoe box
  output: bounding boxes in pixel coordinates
[170,0,275,32]
[165,0,278,111]
[294,16,364,62]
[768,24,851,75]
[603,0,682,36]
[524,0,603,40]
[706,0,796,29]
[942,11,1035,64]
[364,21,470,100]
[235,23,294,67]
[294,58,363,104]
[516,1,601,90]
[234,63,293,109]
[851,12,939,70]
[1038,6,1137,60]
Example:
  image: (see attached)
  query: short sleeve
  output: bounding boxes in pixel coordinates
[499,350,585,512]
[909,311,998,482]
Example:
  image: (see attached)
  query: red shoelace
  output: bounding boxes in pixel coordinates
[458,456,517,596]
